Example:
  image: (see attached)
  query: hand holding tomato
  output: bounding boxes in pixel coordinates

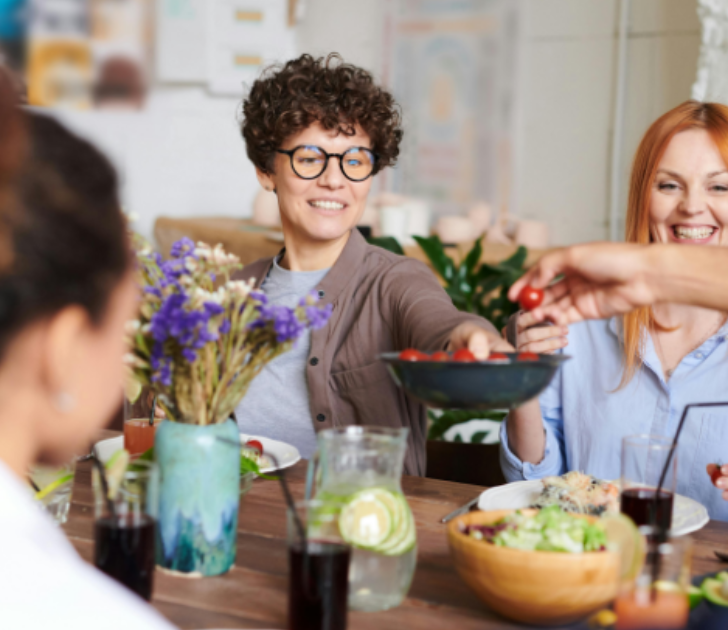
[707,463,728,502]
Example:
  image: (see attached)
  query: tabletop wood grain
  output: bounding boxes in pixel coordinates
[64,431,728,630]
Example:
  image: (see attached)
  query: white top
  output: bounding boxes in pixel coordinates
[0,459,177,630]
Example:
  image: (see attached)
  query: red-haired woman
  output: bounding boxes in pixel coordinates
[501,101,728,520]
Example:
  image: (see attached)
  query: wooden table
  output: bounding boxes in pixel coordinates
[64,431,728,630]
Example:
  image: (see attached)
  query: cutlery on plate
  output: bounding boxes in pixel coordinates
[441,497,479,524]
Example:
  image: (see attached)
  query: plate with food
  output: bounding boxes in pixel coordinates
[380,350,569,410]
[94,433,300,475]
[478,471,709,536]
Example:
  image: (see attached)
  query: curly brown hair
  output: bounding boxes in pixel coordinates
[241,53,403,175]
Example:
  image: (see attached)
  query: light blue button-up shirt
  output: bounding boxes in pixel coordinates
[500,317,728,521]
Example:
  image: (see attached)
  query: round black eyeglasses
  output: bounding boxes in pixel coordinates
[276,145,378,182]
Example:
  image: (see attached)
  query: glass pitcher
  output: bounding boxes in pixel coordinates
[306,426,417,613]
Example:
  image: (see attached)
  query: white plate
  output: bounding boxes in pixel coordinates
[477,479,710,536]
[94,434,301,475]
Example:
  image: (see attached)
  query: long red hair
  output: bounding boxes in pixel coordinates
[622,101,728,385]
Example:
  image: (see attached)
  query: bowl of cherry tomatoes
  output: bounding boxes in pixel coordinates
[380,349,569,410]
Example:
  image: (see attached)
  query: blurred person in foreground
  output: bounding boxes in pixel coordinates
[234,53,510,474]
[501,101,728,520]
[0,82,175,628]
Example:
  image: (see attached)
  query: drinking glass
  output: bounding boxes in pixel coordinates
[92,459,159,601]
[614,526,691,630]
[621,434,676,530]
[29,457,77,525]
[287,500,350,630]
[123,395,157,457]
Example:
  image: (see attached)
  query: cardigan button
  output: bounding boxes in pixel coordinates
[316,413,326,422]
[318,290,325,298]
[310,357,319,366]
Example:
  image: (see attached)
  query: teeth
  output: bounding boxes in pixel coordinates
[674,226,716,239]
[311,200,344,210]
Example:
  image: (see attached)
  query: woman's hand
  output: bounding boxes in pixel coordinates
[515,310,569,354]
[508,243,658,326]
[449,321,514,360]
[707,463,728,501]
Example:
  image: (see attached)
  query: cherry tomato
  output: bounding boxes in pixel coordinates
[710,464,724,486]
[488,352,509,361]
[399,349,427,362]
[245,439,264,454]
[430,351,450,362]
[453,349,476,362]
[518,286,545,311]
[516,352,539,361]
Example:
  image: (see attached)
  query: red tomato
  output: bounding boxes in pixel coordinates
[488,352,509,361]
[452,349,476,362]
[399,349,427,362]
[518,286,545,311]
[710,464,724,486]
[430,351,450,361]
[517,352,539,361]
[246,439,264,454]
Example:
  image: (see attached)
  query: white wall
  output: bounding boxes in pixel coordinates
[54,0,700,246]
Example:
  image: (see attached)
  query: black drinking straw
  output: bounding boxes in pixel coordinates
[149,394,158,427]
[649,401,728,598]
[91,446,117,519]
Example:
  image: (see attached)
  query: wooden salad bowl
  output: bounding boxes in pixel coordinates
[447,509,619,626]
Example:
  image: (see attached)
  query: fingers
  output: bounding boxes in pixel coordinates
[466,330,490,360]
[508,250,570,301]
[517,325,568,355]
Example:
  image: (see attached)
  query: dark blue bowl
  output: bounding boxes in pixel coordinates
[380,352,570,410]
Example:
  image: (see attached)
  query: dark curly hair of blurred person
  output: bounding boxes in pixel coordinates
[241,53,403,175]
[0,111,130,359]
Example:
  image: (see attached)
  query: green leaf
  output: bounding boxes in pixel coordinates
[367,236,405,256]
[453,433,463,443]
[501,245,528,270]
[462,237,484,283]
[414,235,456,282]
[471,431,488,444]
[427,409,507,440]
[241,453,278,480]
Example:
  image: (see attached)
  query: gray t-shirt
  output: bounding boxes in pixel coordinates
[234,257,329,459]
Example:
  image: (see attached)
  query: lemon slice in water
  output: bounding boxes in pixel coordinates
[104,449,130,500]
[339,489,393,549]
[34,473,74,501]
[602,513,644,581]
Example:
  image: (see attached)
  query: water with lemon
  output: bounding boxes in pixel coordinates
[316,476,417,612]
[30,463,76,524]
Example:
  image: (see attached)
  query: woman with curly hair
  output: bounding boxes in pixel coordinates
[235,54,509,475]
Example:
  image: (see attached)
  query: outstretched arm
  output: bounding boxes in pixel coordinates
[508,243,728,325]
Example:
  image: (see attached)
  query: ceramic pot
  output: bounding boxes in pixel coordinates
[155,419,240,577]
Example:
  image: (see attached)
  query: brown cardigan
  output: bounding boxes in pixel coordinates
[234,229,497,476]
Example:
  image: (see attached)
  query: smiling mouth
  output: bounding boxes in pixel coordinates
[309,200,346,211]
[672,225,717,240]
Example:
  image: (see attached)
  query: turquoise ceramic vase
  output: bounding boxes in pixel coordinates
[155,419,240,576]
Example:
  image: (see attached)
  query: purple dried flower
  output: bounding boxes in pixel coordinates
[220,319,231,334]
[170,237,196,259]
[306,303,332,330]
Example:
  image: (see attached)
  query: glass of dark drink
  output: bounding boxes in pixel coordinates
[92,459,159,601]
[288,500,350,630]
[621,435,676,531]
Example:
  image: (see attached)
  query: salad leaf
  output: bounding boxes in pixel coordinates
[241,453,278,481]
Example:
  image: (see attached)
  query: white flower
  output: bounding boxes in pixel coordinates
[194,244,212,259]
[185,259,199,273]
[123,353,148,368]
[227,280,253,299]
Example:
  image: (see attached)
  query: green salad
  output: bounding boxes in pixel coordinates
[463,505,608,553]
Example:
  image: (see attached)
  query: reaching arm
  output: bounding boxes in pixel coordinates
[508,243,728,326]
